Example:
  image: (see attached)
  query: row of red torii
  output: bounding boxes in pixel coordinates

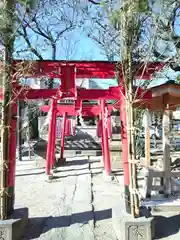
[0,60,165,213]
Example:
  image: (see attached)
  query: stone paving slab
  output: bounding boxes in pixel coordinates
[14,153,125,240]
[15,157,94,240]
[89,159,123,240]
[15,149,180,240]
[36,141,101,151]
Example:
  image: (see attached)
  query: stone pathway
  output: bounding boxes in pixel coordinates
[90,158,123,240]
[15,156,123,240]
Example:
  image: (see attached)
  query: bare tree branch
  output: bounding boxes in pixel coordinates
[17,26,43,60]
[15,0,80,61]
[88,0,100,5]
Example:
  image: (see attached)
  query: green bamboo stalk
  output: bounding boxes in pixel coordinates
[120,0,140,217]
[0,0,15,220]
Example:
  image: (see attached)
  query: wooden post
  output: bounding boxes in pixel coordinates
[120,96,131,213]
[162,105,171,196]
[45,99,57,176]
[101,100,111,175]
[143,110,151,166]
[107,115,112,139]
[50,100,57,169]
[7,100,17,216]
[97,115,105,164]
[0,0,15,220]
[143,110,152,198]
[97,119,102,138]
[60,112,67,160]
[100,119,105,163]
[17,100,22,161]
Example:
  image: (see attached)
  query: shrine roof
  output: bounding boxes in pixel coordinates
[134,81,180,111]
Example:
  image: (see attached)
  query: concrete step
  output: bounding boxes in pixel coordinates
[110,147,122,151]
[111,134,121,140]
[64,150,102,158]
[110,147,123,170]
[109,142,122,151]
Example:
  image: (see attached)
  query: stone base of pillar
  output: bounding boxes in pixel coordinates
[112,205,155,240]
[0,208,29,240]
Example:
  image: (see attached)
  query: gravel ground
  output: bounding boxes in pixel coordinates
[15,155,123,240]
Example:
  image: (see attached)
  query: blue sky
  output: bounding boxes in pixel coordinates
[15,31,106,61]
[44,34,105,61]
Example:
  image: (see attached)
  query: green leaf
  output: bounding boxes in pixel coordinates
[18,0,39,10]
[176,75,180,83]
[138,0,149,12]
[109,10,122,28]
[100,1,106,8]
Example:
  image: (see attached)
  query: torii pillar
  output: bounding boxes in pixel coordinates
[101,100,111,175]
[119,94,131,213]
[45,98,57,177]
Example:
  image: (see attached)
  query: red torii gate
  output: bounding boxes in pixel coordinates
[40,102,114,173]
[0,60,165,215]
[40,104,114,116]
[40,86,152,178]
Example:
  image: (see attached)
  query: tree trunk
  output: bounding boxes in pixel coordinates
[0,0,15,219]
[17,100,22,161]
[48,42,56,89]
[120,0,140,217]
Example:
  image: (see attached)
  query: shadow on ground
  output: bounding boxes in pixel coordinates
[65,159,100,166]
[23,209,112,239]
[33,138,48,159]
[16,170,103,178]
[154,214,180,239]
[34,130,102,158]
[111,169,124,176]
[16,157,103,177]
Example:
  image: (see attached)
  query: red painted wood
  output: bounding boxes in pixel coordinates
[50,100,57,169]
[65,119,71,136]
[96,116,112,138]
[8,101,17,187]
[0,86,152,101]
[101,100,111,175]
[60,65,77,98]
[108,116,112,138]
[12,60,165,79]
[60,112,67,159]
[75,98,82,111]
[8,76,18,189]
[40,104,113,116]
[120,95,130,186]
[97,119,102,138]
[45,99,57,175]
